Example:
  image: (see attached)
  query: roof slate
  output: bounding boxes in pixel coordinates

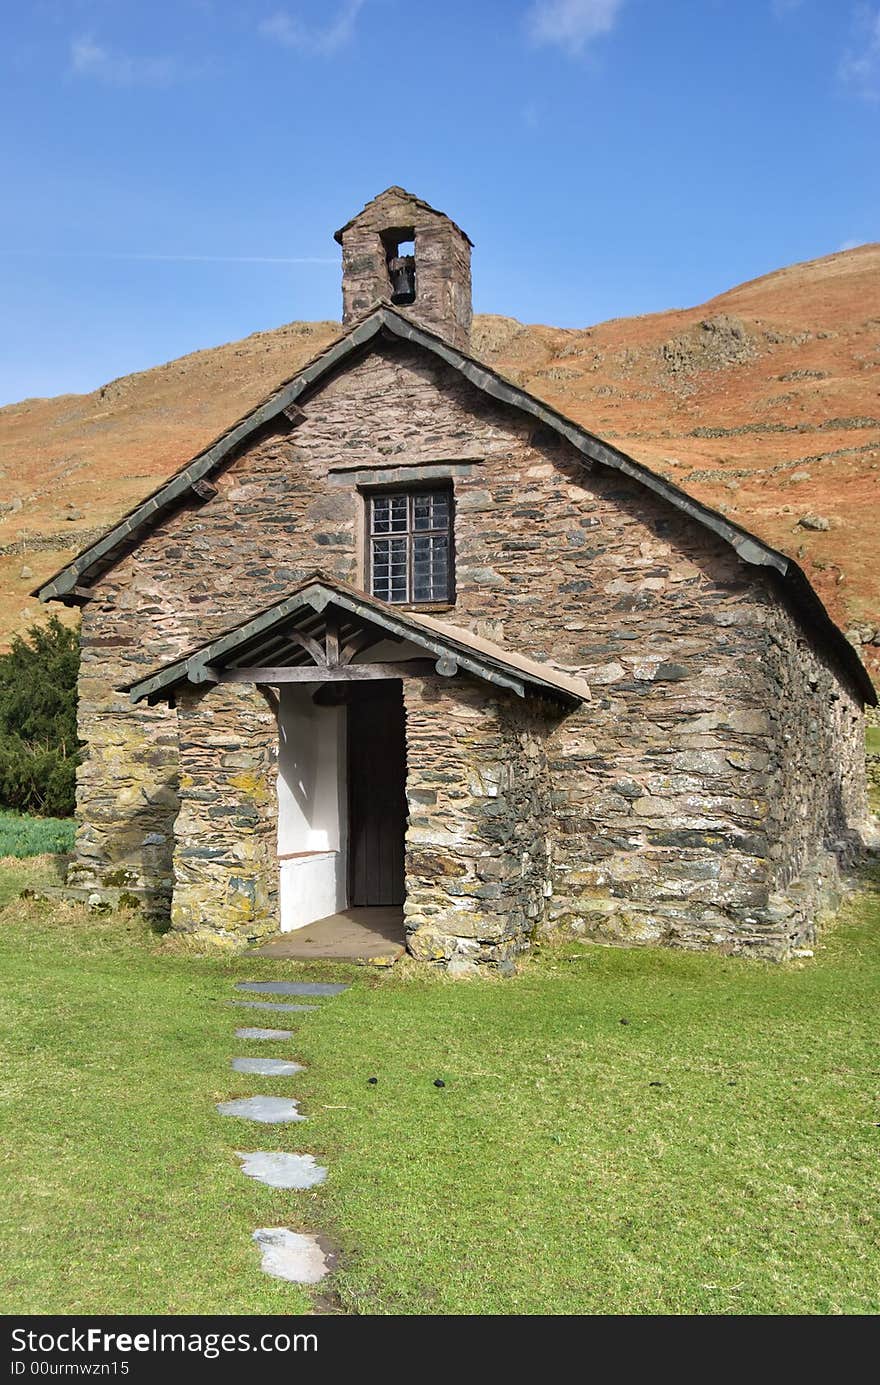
[333,185,473,245]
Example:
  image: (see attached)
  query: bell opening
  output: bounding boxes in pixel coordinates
[382,228,416,306]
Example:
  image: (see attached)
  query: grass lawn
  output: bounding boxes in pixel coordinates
[0,812,75,860]
[1,855,879,1315]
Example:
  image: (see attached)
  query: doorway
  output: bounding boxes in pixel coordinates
[347,681,407,907]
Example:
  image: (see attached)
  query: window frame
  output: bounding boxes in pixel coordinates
[364,483,456,609]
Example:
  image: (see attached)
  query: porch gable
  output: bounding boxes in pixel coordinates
[122,573,591,709]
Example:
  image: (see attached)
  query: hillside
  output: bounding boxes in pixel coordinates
[1,243,878,676]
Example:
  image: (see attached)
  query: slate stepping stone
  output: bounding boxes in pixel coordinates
[232,1001,318,1013]
[216,1096,305,1124]
[237,1151,327,1190]
[231,1057,304,1076]
[237,981,348,997]
[252,1228,335,1283]
[234,1027,294,1041]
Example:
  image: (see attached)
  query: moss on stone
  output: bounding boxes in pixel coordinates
[103,868,139,888]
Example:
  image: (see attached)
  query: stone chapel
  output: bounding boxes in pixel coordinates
[36,188,875,968]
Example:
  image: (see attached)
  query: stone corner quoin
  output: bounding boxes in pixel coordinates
[45,185,874,971]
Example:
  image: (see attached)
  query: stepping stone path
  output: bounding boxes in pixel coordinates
[232,1000,319,1013]
[216,1095,305,1124]
[234,1027,293,1041]
[219,977,349,1286]
[252,1228,336,1284]
[236,981,349,996]
[231,1056,305,1076]
[236,1151,328,1190]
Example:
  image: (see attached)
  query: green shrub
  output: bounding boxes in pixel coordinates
[0,811,76,859]
[0,615,81,817]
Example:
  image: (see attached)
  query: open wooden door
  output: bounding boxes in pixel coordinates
[347,683,407,907]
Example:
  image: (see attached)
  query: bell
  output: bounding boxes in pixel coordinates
[388,255,415,304]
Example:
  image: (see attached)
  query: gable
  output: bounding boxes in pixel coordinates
[33,306,875,704]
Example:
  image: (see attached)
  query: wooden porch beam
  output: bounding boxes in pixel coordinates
[339,630,381,665]
[286,629,328,666]
[324,614,340,668]
[209,660,437,684]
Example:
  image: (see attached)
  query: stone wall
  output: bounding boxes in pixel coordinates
[868,706,880,814]
[755,587,869,950]
[402,677,555,971]
[68,337,872,958]
[67,607,182,917]
[172,682,278,945]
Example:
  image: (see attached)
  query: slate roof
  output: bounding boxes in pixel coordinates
[122,574,592,708]
[34,303,876,704]
[333,186,474,246]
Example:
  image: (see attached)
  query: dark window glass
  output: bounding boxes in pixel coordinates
[369,490,453,604]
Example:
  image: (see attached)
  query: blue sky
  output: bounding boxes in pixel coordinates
[1,0,878,405]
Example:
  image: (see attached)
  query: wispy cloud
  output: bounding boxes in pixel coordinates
[837,237,868,251]
[70,37,184,87]
[525,0,624,56]
[259,1,366,57]
[839,4,880,100]
[97,252,337,265]
[5,250,337,266]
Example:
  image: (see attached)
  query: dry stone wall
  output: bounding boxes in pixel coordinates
[70,337,871,957]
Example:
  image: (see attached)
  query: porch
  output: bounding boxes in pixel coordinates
[124,575,590,967]
[251,906,406,964]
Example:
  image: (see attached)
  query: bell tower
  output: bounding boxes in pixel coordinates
[334,187,473,351]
